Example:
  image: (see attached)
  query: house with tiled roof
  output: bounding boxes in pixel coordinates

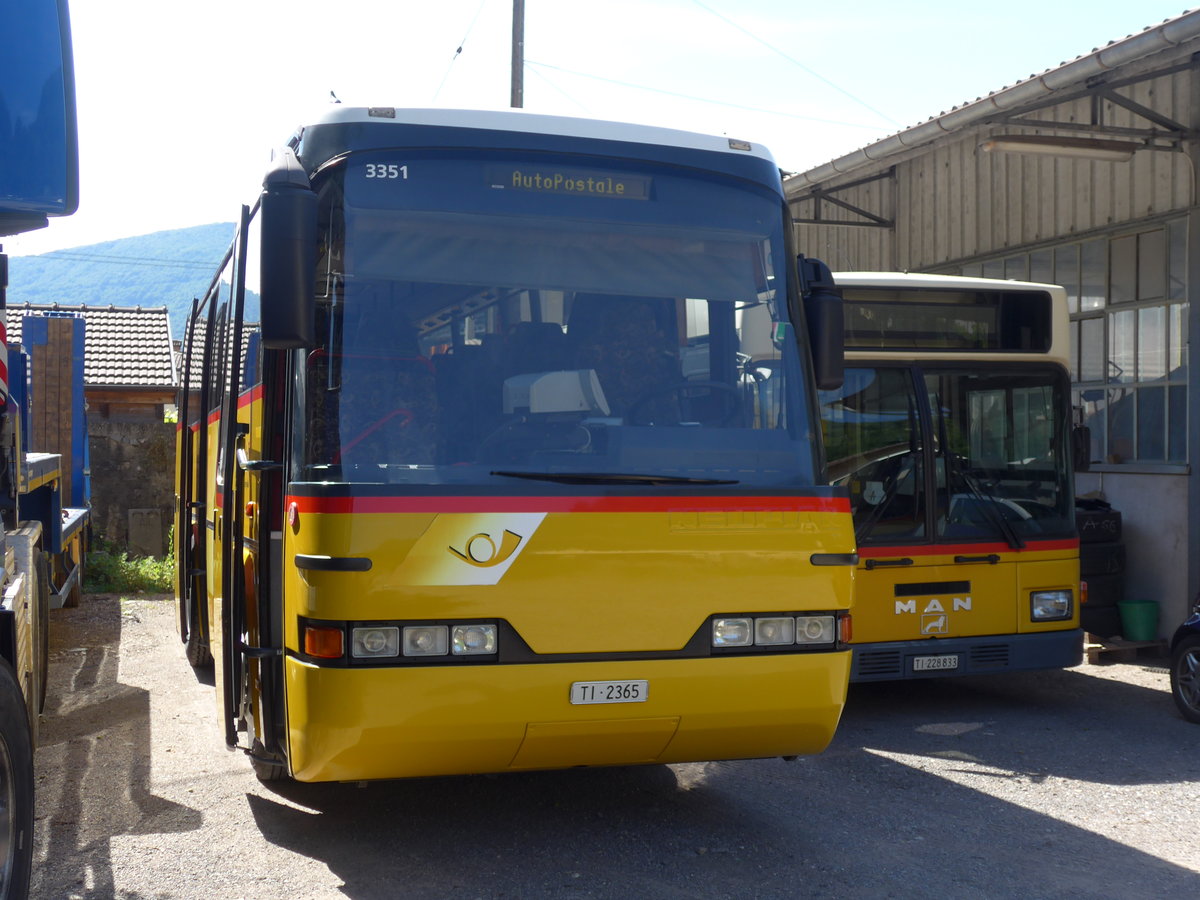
[5,303,176,420]
[5,303,176,554]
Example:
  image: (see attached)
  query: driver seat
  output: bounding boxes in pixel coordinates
[566,294,681,421]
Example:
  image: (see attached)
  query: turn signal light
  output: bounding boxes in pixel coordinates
[304,625,345,659]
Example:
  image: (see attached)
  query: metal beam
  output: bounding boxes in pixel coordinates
[1098,88,1190,133]
[790,168,895,229]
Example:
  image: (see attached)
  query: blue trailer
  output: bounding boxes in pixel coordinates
[0,0,81,895]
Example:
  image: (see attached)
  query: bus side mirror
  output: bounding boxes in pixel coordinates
[259,148,317,349]
[797,256,844,391]
[1072,425,1091,473]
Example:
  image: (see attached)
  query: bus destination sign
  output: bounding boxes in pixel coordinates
[489,166,650,200]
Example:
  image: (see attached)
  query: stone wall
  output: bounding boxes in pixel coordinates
[87,420,175,556]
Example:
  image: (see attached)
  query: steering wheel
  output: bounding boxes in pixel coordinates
[334,408,414,464]
[628,381,742,426]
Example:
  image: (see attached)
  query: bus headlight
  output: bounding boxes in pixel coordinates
[712,618,753,647]
[755,617,796,645]
[712,614,839,650]
[403,625,449,656]
[351,626,400,658]
[452,624,497,655]
[795,615,836,645]
[1031,590,1073,621]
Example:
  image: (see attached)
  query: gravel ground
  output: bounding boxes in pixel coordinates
[29,595,1200,899]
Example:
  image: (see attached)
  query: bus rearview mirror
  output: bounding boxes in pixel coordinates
[260,149,317,349]
[1072,425,1091,473]
[797,256,844,391]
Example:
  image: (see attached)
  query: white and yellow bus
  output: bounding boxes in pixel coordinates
[819,273,1082,681]
[175,107,857,782]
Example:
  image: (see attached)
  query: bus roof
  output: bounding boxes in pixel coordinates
[294,106,778,166]
[832,271,1062,294]
[833,270,1070,366]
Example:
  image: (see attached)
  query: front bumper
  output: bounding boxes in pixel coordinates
[284,650,852,781]
[850,629,1083,682]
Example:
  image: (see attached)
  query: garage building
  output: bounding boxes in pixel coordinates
[785,9,1200,636]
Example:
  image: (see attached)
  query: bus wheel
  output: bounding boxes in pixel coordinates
[184,595,213,669]
[249,739,288,783]
[0,658,34,899]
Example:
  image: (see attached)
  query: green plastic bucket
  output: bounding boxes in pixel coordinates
[1117,600,1158,642]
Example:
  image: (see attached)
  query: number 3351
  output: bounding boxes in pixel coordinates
[365,163,407,179]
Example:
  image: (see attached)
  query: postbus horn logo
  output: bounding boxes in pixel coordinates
[449,529,524,568]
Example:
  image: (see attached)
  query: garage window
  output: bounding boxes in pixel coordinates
[957,220,1188,466]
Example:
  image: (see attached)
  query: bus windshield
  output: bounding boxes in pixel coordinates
[822,365,1073,544]
[295,152,817,488]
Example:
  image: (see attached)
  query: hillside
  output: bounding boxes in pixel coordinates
[5,223,259,338]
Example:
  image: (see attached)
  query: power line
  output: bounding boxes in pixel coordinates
[689,0,900,127]
[30,250,217,272]
[434,0,490,102]
[525,60,888,130]
[525,63,592,115]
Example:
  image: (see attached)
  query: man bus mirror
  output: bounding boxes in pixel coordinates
[1073,425,1092,473]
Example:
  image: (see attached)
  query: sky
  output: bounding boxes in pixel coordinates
[6,0,1197,257]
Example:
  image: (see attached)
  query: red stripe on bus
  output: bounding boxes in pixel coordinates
[862,538,1079,557]
[287,494,850,515]
[239,384,263,408]
[203,384,263,426]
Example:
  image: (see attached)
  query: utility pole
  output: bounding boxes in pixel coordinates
[511,0,524,108]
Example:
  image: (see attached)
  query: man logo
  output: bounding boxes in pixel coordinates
[449,530,523,568]
[922,614,948,635]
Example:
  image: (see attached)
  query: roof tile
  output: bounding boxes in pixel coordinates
[5,304,176,390]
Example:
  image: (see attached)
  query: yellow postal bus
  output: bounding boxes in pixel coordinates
[175,108,857,782]
[819,273,1082,681]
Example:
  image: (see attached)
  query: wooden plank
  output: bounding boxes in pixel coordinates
[26,318,76,506]
[1084,634,1168,664]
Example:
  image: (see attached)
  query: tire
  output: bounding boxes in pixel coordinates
[184,595,213,669]
[1082,573,1123,609]
[1170,634,1200,724]
[0,658,34,899]
[1079,541,1125,576]
[1076,508,1121,543]
[249,739,288,783]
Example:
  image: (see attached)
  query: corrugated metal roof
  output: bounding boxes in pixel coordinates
[786,8,1200,190]
[5,303,176,390]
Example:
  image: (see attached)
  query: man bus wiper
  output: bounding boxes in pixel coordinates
[951,463,1024,550]
[930,386,1022,550]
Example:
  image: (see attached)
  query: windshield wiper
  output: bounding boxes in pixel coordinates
[855,395,920,544]
[854,461,912,543]
[491,470,739,486]
[930,390,1023,550]
[951,465,1024,550]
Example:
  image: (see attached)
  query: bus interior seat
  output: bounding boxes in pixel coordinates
[504,321,571,377]
[566,294,681,420]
